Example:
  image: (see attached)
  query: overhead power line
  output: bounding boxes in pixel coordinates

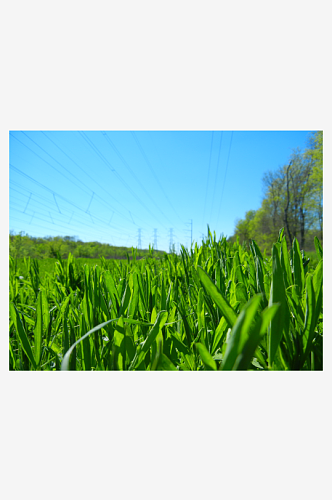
[9,213,132,245]
[40,131,140,225]
[23,192,32,213]
[217,131,234,225]
[9,198,137,242]
[11,133,90,197]
[9,174,139,240]
[131,132,184,228]
[101,132,174,231]
[10,182,135,241]
[15,131,138,226]
[9,164,140,238]
[10,195,137,243]
[79,132,168,230]
[148,133,184,225]
[209,131,223,222]
[201,131,214,229]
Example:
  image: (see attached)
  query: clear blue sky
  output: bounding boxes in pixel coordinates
[9,130,315,252]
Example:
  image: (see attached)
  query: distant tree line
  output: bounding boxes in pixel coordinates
[9,233,165,260]
[228,131,323,253]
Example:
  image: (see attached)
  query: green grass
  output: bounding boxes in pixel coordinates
[14,257,103,280]
[9,230,323,371]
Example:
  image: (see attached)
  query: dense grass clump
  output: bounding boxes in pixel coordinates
[9,230,323,371]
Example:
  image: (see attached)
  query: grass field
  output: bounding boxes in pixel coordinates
[14,257,104,279]
[9,230,323,371]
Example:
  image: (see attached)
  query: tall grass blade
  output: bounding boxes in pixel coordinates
[197,265,237,328]
[221,294,262,370]
[268,245,288,367]
[34,291,44,368]
[195,343,217,370]
[314,236,323,260]
[11,303,37,369]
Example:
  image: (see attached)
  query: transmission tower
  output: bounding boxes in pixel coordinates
[184,219,193,249]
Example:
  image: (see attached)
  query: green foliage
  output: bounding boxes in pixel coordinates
[9,233,323,371]
[9,233,165,261]
[231,132,323,253]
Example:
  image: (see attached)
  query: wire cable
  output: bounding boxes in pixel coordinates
[201,131,214,230]
[40,132,143,226]
[11,133,91,196]
[13,131,138,226]
[10,179,136,238]
[130,131,183,230]
[216,131,234,225]
[147,132,184,225]
[9,198,138,243]
[103,132,177,229]
[209,131,223,222]
[79,132,169,230]
[10,164,141,237]
[10,190,135,241]
[9,214,130,245]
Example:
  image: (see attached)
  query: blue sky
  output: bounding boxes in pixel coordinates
[9,130,314,252]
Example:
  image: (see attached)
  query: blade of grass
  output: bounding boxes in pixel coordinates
[268,245,289,368]
[196,265,237,329]
[195,343,217,370]
[34,291,43,368]
[221,294,262,370]
[10,303,37,370]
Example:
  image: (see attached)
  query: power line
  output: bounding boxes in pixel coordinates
[102,132,174,230]
[10,164,139,239]
[10,203,136,244]
[209,131,223,221]
[184,219,193,248]
[150,133,183,223]
[131,132,182,227]
[201,131,214,229]
[217,131,234,226]
[18,130,154,231]
[53,194,61,214]
[11,133,91,197]
[86,192,94,213]
[12,131,182,243]
[17,131,139,226]
[40,131,139,225]
[9,213,130,245]
[80,132,167,230]
[10,179,136,238]
[23,192,32,213]
[10,194,137,242]
[9,199,133,242]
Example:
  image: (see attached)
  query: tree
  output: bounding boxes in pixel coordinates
[304,131,323,240]
[233,210,256,244]
[230,132,323,252]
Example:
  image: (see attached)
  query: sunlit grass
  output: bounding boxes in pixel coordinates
[9,230,323,371]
